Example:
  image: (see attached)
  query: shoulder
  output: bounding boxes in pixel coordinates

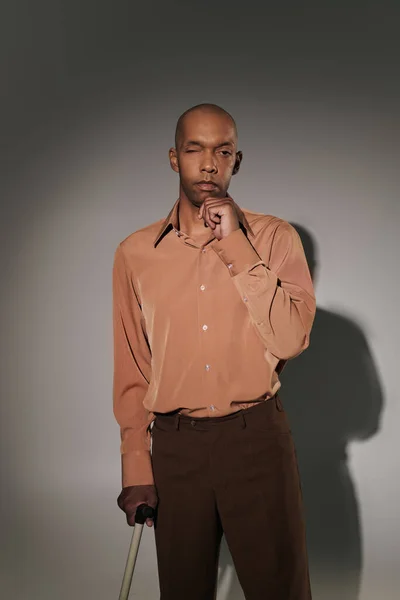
[241,206,296,238]
[115,217,164,259]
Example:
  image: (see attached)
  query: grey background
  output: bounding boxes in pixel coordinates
[1,1,399,599]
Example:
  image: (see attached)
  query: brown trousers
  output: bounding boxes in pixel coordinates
[150,395,312,600]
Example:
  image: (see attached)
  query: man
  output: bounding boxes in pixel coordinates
[113,103,316,599]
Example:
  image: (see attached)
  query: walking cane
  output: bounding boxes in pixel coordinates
[118,503,156,600]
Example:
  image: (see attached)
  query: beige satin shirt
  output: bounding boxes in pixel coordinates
[112,197,316,487]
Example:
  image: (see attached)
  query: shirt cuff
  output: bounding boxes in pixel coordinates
[211,228,261,276]
[121,450,155,487]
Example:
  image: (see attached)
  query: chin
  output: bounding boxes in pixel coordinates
[187,194,203,208]
[195,189,220,204]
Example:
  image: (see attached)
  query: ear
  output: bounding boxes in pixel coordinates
[232,150,243,176]
[169,147,179,173]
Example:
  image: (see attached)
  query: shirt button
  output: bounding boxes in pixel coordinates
[202,324,208,331]
[243,296,248,302]
[227,263,233,269]
[200,285,206,291]
[210,404,215,411]
[201,248,206,253]
[205,364,211,371]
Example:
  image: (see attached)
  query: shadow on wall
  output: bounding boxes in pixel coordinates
[217,224,384,600]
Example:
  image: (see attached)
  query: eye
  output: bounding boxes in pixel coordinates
[220,151,232,156]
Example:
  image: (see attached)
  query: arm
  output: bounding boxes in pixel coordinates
[112,243,154,487]
[212,222,316,360]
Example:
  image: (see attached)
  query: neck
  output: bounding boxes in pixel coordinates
[178,187,212,240]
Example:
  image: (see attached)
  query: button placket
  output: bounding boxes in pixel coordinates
[199,247,216,415]
[199,248,210,374]
[199,249,218,415]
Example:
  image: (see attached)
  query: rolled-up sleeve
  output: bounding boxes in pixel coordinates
[112,243,154,487]
[212,224,316,360]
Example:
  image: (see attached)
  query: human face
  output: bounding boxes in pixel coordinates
[169,111,242,208]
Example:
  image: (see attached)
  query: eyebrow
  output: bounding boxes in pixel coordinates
[185,140,235,148]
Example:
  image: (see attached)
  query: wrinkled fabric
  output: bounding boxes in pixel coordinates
[112,197,316,486]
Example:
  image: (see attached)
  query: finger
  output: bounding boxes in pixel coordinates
[203,206,215,229]
[123,499,139,512]
[205,203,219,228]
[117,491,129,511]
[127,513,136,527]
[207,206,222,228]
[146,518,154,527]
[209,216,220,227]
[200,204,209,226]
[209,210,221,224]
[198,197,219,219]
[198,202,206,219]
[124,502,141,524]
[202,197,222,210]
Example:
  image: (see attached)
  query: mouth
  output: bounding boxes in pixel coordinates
[196,181,218,191]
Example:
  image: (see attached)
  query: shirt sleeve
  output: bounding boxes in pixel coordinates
[212,223,316,361]
[112,243,154,487]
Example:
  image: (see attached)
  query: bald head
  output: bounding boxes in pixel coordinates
[174,103,238,149]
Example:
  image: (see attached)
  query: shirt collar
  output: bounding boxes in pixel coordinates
[153,197,254,247]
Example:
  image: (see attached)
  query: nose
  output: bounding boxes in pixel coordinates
[201,150,217,174]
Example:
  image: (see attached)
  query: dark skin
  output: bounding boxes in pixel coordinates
[170,108,243,242]
[118,108,244,527]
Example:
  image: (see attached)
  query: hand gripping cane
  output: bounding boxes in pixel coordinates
[118,504,156,600]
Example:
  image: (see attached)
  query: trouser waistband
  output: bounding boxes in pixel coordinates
[153,394,282,431]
